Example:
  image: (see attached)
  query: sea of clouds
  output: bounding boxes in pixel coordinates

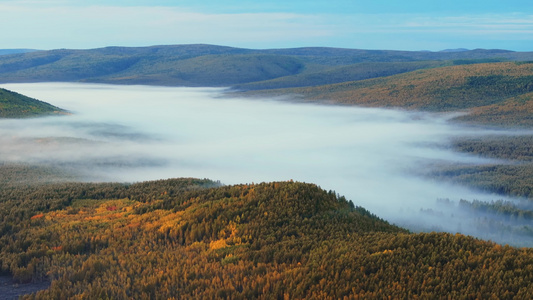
[1,82,531,245]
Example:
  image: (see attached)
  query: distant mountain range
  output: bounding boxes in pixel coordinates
[439,48,470,52]
[1,44,532,124]
[0,44,531,88]
[0,49,37,55]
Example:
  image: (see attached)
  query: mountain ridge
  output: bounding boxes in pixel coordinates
[0,44,531,88]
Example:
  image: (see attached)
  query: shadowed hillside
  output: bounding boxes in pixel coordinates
[0,88,65,118]
[0,44,532,88]
[231,60,449,91]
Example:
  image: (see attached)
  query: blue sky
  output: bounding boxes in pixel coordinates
[1,0,532,51]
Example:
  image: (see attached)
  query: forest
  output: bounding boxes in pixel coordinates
[0,45,532,89]
[419,135,533,200]
[1,177,533,299]
[0,88,64,118]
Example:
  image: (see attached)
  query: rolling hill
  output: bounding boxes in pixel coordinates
[231,60,449,91]
[0,88,65,118]
[242,62,533,126]
[0,44,532,88]
[1,178,532,299]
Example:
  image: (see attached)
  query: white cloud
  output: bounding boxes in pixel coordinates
[0,1,531,51]
[326,13,533,50]
[395,14,533,34]
[338,13,533,33]
[0,4,334,49]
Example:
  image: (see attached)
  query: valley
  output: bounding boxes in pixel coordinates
[1,45,533,298]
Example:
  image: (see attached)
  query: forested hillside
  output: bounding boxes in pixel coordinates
[241,62,533,127]
[0,88,65,118]
[231,60,448,91]
[0,178,532,299]
[0,44,532,88]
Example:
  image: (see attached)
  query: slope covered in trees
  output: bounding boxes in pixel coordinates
[231,60,449,91]
[417,134,533,202]
[0,88,65,118]
[249,62,533,124]
[455,91,533,126]
[0,178,532,299]
[0,44,532,88]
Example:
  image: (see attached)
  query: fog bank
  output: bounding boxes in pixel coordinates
[1,83,531,246]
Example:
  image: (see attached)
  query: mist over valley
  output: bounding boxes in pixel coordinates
[2,82,532,246]
[2,0,533,295]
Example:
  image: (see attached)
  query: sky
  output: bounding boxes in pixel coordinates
[1,0,532,52]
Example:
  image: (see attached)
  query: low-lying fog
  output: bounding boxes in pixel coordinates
[2,83,532,246]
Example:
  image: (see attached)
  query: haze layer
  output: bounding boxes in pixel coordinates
[1,82,529,245]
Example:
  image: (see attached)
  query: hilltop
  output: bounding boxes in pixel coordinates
[0,88,65,118]
[0,178,532,299]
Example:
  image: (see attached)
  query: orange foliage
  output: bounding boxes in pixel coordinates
[106,205,118,211]
[31,213,45,220]
[209,239,228,250]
